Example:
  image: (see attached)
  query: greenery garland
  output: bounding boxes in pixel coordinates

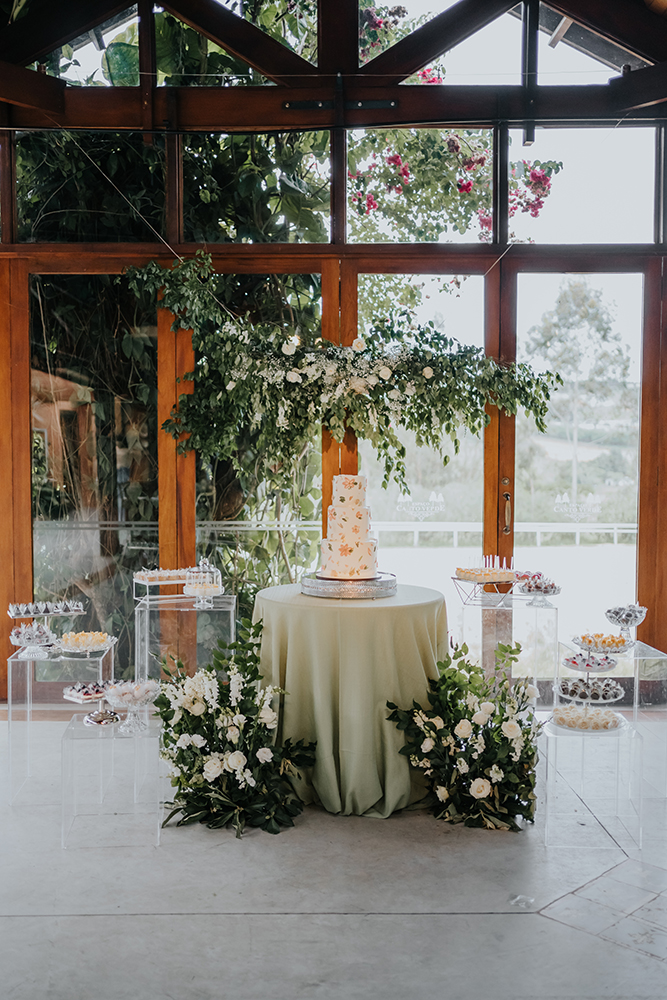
[387,643,542,831]
[156,619,316,837]
[126,253,561,492]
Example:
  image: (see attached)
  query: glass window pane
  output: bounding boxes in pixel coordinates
[16,132,165,243]
[31,275,158,677]
[357,273,485,626]
[515,272,642,642]
[508,128,655,244]
[154,9,265,87]
[196,272,323,617]
[37,7,140,86]
[538,4,649,86]
[183,132,330,243]
[348,128,493,243]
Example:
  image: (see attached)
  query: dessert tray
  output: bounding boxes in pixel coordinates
[8,600,85,619]
[563,651,618,674]
[452,568,561,608]
[555,677,624,704]
[58,632,118,655]
[552,704,624,732]
[104,680,160,735]
[572,634,634,655]
[10,623,59,659]
[302,572,397,599]
[63,682,111,704]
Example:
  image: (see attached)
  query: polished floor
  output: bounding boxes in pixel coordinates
[1,717,666,1000]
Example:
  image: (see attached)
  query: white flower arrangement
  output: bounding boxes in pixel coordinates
[388,642,542,831]
[156,619,316,837]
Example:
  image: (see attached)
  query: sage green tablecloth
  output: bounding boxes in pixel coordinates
[252,583,448,818]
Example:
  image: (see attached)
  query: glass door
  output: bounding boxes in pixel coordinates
[514,272,643,639]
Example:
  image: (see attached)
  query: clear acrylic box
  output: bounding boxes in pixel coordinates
[6,647,115,805]
[134,593,236,680]
[543,719,643,850]
[61,714,165,849]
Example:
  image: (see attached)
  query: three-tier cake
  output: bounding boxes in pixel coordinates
[317,474,378,580]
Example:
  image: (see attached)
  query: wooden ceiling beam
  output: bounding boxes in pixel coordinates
[318,0,358,75]
[546,0,667,65]
[0,0,128,66]
[9,82,664,131]
[162,0,316,86]
[0,60,65,112]
[608,61,667,109]
[357,0,519,86]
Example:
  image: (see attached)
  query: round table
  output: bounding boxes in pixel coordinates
[252,583,448,818]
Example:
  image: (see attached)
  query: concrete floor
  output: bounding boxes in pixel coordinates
[1,718,666,1000]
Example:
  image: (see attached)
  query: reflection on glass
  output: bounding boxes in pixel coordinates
[36,7,139,85]
[31,276,158,677]
[348,129,493,243]
[515,273,642,642]
[183,132,329,243]
[508,128,655,244]
[357,274,484,626]
[17,132,165,243]
[196,273,323,617]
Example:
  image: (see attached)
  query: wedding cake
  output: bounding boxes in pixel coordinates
[318,474,378,580]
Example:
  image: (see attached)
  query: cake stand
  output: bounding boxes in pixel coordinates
[301,572,397,599]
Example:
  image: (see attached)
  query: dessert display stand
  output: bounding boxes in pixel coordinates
[61,714,165,849]
[557,638,667,798]
[134,591,236,681]
[6,645,115,806]
[540,639,667,849]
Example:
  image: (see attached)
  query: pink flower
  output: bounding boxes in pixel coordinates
[457,178,473,194]
[386,153,402,168]
[365,192,378,214]
[478,210,492,231]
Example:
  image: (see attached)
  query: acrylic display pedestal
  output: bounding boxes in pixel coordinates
[62,714,164,849]
[134,593,236,680]
[6,647,115,805]
[543,718,643,850]
[459,595,558,703]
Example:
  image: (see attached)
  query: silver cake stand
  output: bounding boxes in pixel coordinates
[301,572,397,599]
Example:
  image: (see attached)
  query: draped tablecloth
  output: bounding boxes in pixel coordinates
[252,583,448,818]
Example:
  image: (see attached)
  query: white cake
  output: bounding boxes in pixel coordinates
[318,475,378,580]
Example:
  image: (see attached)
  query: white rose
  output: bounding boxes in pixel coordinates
[378,366,392,380]
[480,702,495,716]
[258,707,278,730]
[388,388,402,400]
[430,716,445,730]
[351,337,366,352]
[404,384,416,396]
[286,371,302,383]
[501,719,522,740]
[348,376,367,393]
[435,786,449,803]
[281,341,296,355]
[226,725,240,744]
[470,777,492,799]
[472,711,490,726]
[227,751,247,771]
[189,700,206,717]
[526,684,539,700]
[454,719,473,739]
[176,734,192,749]
[256,747,273,764]
[366,374,379,386]
[456,758,469,774]
[421,737,435,753]
[203,757,223,781]
[232,714,246,727]
[422,366,434,379]
[226,381,236,390]
[190,734,207,748]
[489,764,504,783]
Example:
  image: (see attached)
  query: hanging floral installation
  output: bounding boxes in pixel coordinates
[126,253,560,493]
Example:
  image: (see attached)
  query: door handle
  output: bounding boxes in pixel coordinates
[503,491,511,534]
